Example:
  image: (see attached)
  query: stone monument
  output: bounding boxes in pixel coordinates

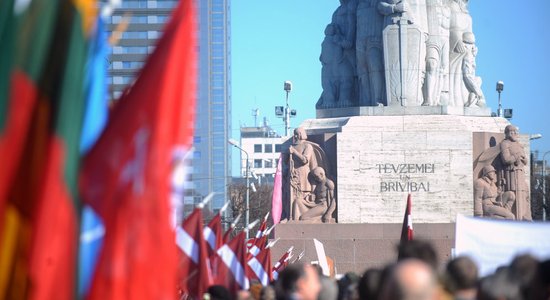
[273,0,533,273]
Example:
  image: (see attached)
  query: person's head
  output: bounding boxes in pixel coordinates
[358,268,383,300]
[318,276,338,300]
[482,165,497,181]
[337,272,360,300]
[208,285,234,300]
[260,285,276,300]
[443,256,478,295]
[293,127,308,143]
[477,268,522,300]
[312,167,326,183]
[509,254,539,299]
[380,259,438,300]
[463,32,475,45]
[504,125,519,142]
[276,264,321,300]
[397,240,438,270]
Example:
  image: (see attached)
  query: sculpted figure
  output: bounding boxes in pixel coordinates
[378,0,410,27]
[283,128,316,221]
[331,0,358,106]
[423,0,451,106]
[298,167,337,223]
[473,165,515,220]
[448,0,473,106]
[461,32,485,107]
[499,125,532,221]
[356,0,386,106]
[318,24,355,108]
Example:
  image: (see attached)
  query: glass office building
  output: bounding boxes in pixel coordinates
[106,0,231,214]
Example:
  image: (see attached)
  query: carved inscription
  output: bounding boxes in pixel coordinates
[376,163,434,192]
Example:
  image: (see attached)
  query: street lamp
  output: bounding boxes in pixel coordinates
[496,81,504,117]
[542,151,550,221]
[284,81,292,137]
[228,138,250,238]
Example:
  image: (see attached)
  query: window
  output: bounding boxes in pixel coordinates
[275,144,282,152]
[265,159,273,168]
[254,159,262,168]
[254,144,262,153]
[264,144,273,153]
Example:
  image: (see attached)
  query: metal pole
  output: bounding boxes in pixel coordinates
[498,91,502,117]
[285,90,290,137]
[245,151,250,239]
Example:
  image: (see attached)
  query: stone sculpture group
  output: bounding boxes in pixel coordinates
[281,128,336,223]
[474,125,532,221]
[317,0,484,109]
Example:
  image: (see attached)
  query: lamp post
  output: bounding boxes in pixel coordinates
[284,81,292,137]
[496,81,504,117]
[542,151,550,221]
[228,139,250,238]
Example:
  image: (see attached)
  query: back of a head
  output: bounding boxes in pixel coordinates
[477,268,522,300]
[358,268,382,300]
[337,272,359,300]
[319,276,339,300]
[380,259,437,300]
[208,285,234,300]
[397,240,439,270]
[276,264,306,298]
[444,256,479,293]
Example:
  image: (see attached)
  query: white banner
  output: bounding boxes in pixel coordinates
[455,214,550,276]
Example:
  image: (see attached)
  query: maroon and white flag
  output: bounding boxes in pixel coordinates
[214,231,250,293]
[400,193,414,243]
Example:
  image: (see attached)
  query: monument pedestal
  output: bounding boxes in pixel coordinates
[271,223,455,274]
[300,113,512,223]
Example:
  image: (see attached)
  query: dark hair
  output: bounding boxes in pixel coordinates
[358,268,382,300]
[276,263,306,299]
[444,256,478,293]
[397,240,438,270]
[477,268,522,300]
[208,285,234,300]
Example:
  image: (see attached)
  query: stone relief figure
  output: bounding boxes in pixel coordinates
[318,24,355,109]
[298,167,337,223]
[332,0,358,107]
[281,127,334,222]
[448,0,473,106]
[499,125,532,221]
[423,0,451,106]
[474,165,515,220]
[356,0,386,106]
[474,125,532,221]
[461,32,485,107]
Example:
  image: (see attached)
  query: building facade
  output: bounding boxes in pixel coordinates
[106,0,231,215]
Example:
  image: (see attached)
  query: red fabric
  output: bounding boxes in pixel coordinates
[222,226,234,244]
[400,194,414,243]
[178,209,212,298]
[0,71,37,221]
[28,138,78,300]
[247,247,272,286]
[213,231,249,293]
[80,0,196,299]
[205,213,223,255]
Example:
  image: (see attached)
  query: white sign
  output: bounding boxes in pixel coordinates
[313,239,330,276]
[455,214,550,276]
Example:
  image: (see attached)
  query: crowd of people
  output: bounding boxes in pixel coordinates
[202,240,550,300]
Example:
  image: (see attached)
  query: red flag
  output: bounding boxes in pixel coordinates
[247,248,272,286]
[271,154,283,224]
[176,209,212,298]
[79,0,197,298]
[272,247,293,280]
[204,213,223,256]
[400,194,414,243]
[214,231,250,293]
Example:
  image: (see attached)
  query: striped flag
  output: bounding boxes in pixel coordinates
[176,208,212,298]
[215,231,250,293]
[400,193,414,243]
[247,247,272,286]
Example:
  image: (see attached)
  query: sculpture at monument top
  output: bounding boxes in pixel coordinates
[298,167,337,223]
[423,0,451,106]
[461,32,485,107]
[356,0,385,106]
[499,125,532,221]
[318,0,485,109]
[473,165,515,220]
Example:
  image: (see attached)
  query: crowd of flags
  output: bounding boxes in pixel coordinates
[0,0,417,298]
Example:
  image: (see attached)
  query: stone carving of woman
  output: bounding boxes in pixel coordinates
[448,0,473,106]
[298,167,337,223]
